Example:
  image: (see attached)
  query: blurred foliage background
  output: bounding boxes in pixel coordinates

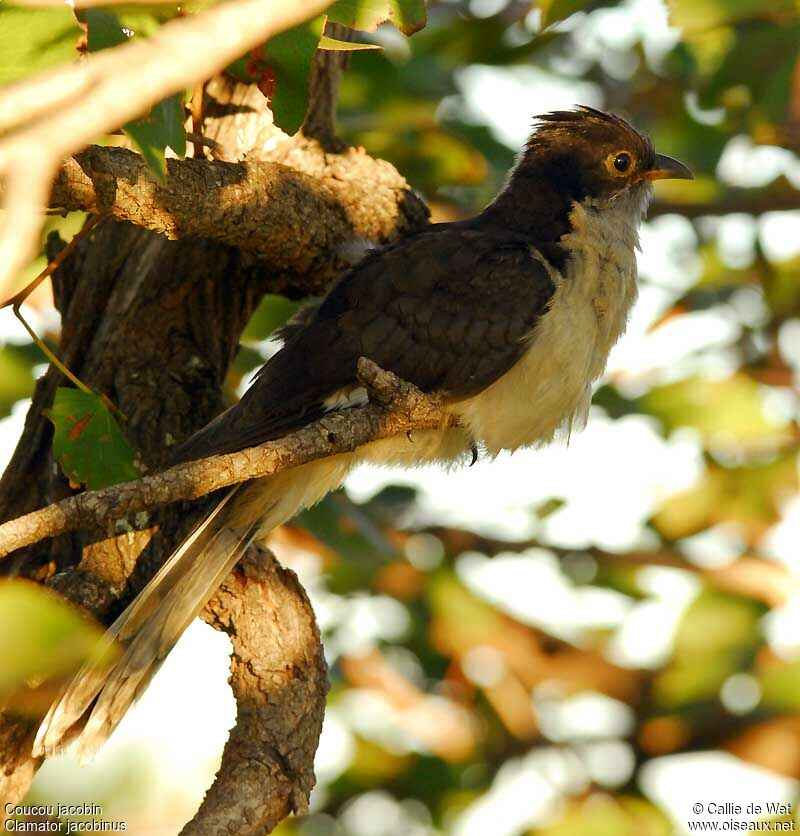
[3,0,800,833]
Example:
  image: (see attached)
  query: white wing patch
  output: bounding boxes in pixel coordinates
[323,386,369,412]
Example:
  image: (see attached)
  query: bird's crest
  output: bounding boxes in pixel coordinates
[528,105,655,165]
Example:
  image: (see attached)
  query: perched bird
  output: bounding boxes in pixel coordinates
[35,106,692,758]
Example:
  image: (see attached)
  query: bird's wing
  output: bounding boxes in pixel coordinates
[174,226,556,461]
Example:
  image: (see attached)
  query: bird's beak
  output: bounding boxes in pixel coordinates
[646,153,694,181]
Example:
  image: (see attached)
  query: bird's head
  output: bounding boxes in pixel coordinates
[521,106,693,206]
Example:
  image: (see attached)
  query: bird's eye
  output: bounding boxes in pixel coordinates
[613,152,631,173]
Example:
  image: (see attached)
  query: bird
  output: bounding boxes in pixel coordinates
[34,106,692,758]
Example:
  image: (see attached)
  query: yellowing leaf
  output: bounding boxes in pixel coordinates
[0,5,80,85]
[319,35,382,51]
[0,580,112,710]
[666,0,795,33]
[643,375,792,450]
[653,452,798,541]
[328,0,427,36]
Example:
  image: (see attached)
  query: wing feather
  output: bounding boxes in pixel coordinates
[174,225,556,462]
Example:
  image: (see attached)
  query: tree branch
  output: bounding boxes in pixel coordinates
[44,145,427,289]
[188,546,328,835]
[0,0,333,298]
[650,186,800,219]
[0,361,451,559]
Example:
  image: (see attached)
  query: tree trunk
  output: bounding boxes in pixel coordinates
[0,71,427,832]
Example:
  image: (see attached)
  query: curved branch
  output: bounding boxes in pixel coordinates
[0,361,450,558]
[188,546,328,835]
[45,145,427,287]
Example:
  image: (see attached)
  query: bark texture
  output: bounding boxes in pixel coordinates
[187,547,329,835]
[0,71,430,832]
[50,145,427,293]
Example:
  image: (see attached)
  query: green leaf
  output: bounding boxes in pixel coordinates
[654,591,761,708]
[328,0,427,36]
[319,35,382,51]
[760,659,800,711]
[0,579,110,700]
[264,15,326,135]
[124,92,187,176]
[0,5,81,85]
[85,7,128,51]
[653,452,798,541]
[0,343,37,419]
[85,5,175,45]
[699,22,800,121]
[241,294,303,342]
[86,8,185,178]
[46,387,139,491]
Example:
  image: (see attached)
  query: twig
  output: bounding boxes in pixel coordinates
[188,84,206,159]
[12,308,92,396]
[0,0,332,299]
[0,215,127,417]
[0,360,451,558]
[0,215,98,310]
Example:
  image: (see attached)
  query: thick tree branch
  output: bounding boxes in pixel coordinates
[301,22,353,151]
[0,361,450,559]
[0,0,333,298]
[46,145,427,288]
[189,547,328,835]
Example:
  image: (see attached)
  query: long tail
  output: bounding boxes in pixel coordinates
[33,455,353,760]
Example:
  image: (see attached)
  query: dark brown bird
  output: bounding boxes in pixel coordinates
[35,106,692,758]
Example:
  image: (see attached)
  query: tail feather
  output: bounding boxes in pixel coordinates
[32,487,244,759]
[76,524,257,760]
[34,455,355,760]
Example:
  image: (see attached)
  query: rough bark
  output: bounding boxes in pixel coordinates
[48,145,428,294]
[0,72,430,831]
[187,547,329,835]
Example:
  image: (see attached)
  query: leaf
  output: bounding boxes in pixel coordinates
[642,374,793,450]
[86,8,185,178]
[124,93,187,177]
[653,590,761,708]
[84,5,176,44]
[46,387,139,491]
[85,7,128,51]
[652,451,798,542]
[699,22,800,121]
[318,35,382,51]
[760,659,800,712]
[0,5,81,85]
[666,0,796,33]
[0,579,112,711]
[538,795,672,836]
[0,343,37,419]
[328,0,427,36]
[539,0,604,27]
[263,15,326,135]
[241,293,303,342]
